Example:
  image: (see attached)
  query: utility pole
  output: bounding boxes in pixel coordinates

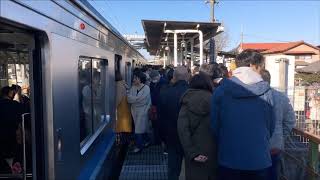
[209,0,216,64]
[210,0,215,22]
[240,24,244,50]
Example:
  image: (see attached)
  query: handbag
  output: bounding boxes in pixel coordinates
[148,105,157,121]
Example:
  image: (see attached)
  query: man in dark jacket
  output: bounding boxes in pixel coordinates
[0,86,24,172]
[149,70,168,145]
[211,49,275,180]
[158,66,189,180]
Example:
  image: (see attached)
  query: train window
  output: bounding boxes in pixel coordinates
[79,57,108,145]
[115,54,122,72]
[79,58,93,142]
[125,62,132,86]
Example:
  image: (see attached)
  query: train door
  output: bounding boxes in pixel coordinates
[0,22,45,179]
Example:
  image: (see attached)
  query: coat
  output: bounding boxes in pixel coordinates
[178,89,217,180]
[115,80,132,133]
[127,84,151,134]
[0,98,24,158]
[158,80,188,147]
[211,67,275,170]
[310,98,320,121]
[269,89,295,150]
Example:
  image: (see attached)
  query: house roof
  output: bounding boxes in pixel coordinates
[240,43,287,52]
[262,41,304,54]
[239,41,320,54]
[284,51,317,55]
[296,61,320,73]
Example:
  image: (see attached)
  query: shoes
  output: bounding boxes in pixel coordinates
[144,142,151,148]
[132,147,142,153]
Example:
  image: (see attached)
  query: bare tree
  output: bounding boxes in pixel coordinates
[214,28,229,52]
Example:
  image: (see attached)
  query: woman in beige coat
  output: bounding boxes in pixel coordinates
[127,71,151,153]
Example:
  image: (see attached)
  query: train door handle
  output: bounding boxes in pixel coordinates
[56,128,63,161]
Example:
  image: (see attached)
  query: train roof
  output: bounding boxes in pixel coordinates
[74,0,146,60]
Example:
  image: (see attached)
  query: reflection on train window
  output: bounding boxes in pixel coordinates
[115,54,122,72]
[125,62,131,87]
[79,57,108,144]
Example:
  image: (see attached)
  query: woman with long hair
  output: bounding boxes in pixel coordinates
[178,73,217,180]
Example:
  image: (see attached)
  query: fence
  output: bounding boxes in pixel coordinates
[281,85,320,180]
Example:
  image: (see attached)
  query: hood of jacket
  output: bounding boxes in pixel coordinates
[181,89,211,115]
[233,67,263,85]
[220,67,269,98]
[221,76,271,99]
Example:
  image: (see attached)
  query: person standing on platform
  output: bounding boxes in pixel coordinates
[260,69,296,180]
[115,71,132,146]
[0,86,24,173]
[149,70,167,145]
[158,66,189,180]
[178,73,217,180]
[211,49,275,180]
[127,71,151,153]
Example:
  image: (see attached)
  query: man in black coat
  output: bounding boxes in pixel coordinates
[0,86,24,173]
[158,66,189,180]
[149,70,168,145]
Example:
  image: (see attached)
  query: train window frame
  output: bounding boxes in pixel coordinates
[78,56,109,155]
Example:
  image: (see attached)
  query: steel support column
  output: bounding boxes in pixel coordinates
[174,33,178,67]
[199,31,203,65]
[163,51,166,68]
[191,40,194,68]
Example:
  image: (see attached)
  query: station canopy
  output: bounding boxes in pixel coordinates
[142,20,222,56]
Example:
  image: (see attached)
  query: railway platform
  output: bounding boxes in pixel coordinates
[119,146,168,180]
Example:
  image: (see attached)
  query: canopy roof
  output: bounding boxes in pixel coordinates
[142,20,221,55]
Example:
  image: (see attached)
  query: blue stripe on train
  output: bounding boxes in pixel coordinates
[78,130,115,180]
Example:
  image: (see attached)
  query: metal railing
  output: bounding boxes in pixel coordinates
[277,85,320,179]
[283,128,320,179]
[0,113,32,179]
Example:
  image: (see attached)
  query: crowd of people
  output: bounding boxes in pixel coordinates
[114,49,296,180]
[0,49,296,179]
[0,84,31,174]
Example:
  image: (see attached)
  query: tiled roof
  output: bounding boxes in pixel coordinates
[262,41,304,54]
[240,43,287,52]
[285,51,316,55]
[239,41,320,54]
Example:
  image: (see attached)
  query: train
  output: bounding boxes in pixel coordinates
[0,0,146,179]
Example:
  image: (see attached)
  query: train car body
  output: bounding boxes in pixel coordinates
[0,0,146,179]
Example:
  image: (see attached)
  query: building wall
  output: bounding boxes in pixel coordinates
[287,44,320,63]
[265,55,295,102]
